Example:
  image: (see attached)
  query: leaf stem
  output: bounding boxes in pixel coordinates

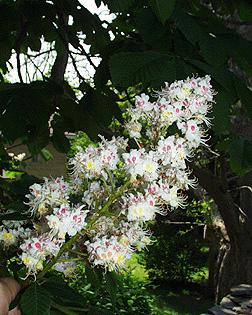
[101,175,111,197]
[106,169,115,194]
[51,301,88,315]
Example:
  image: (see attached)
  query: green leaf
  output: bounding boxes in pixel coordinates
[21,283,52,315]
[199,34,227,66]
[4,170,24,179]
[6,200,28,212]
[41,276,87,307]
[135,8,172,51]
[104,272,119,306]
[186,58,237,95]
[0,211,28,222]
[215,138,234,152]
[79,88,122,127]
[109,51,185,88]
[0,82,54,141]
[51,128,70,154]
[57,97,99,141]
[40,148,54,162]
[85,265,103,287]
[233,78,252,121]
[102,0,134,12]
[148,0,176,24]
[229,158,251,178]
[171,4,202,45]
[211,91,234,134]
[228,138,252,170]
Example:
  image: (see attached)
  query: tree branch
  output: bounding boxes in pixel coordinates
[16,22,30,83]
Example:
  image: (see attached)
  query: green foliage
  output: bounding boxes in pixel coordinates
[227,138,252,176]
[143,220,208,283]
[21,282,52,315]
[71,268,152,315]
[148,0,176,25]
[1,0,252,312]
[0,0,252,176]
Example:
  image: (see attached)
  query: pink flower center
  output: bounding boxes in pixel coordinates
[35,243,41,249]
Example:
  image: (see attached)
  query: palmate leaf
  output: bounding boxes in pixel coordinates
[85,265,103,287]
[56,97,98,142]
[135,8,173,52]
[0,82,56,141]
[211,91,235,135]
[227,138,252,171]
[21,283,52,315]
[102,0,134,12]
[229,158,251,178]
[109,51,187,89]
[0,211,28,222]
[186,58,237,95]
[104,271,124,307]
[199,34,227,66]
[51,127,71,154]
[233,77,252,121]
[148,0,176,25]
[79,88,123,127]
[171,4,202,45]
[41,276,87,307]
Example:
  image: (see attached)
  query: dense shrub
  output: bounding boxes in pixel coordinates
[70,267,153,315]
[143,219,208,283]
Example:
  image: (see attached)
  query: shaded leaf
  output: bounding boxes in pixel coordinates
[148,0,176,24]
[57,97,98,141]
[103,0,134,12]
[79,88,122,127]
[109,51,186,89]
[40,148,54,162]
[85,265,103,287]
[135,8,172,51]
[215,138,234,152]
[104,271,123,306]
[211,91,234,134]
[236,0,252,21]
[233,77,252,121]
[104,272,119,306]
[0,82,55,141]
[42,276,87,307]
[171,4,202,45]
[199,34,227,66]
[186,58,237,95]
[21,283,52,315]
[51,128,70,154]
[0,211,28,222]
[228,138,252,171]
[229,158,251,178]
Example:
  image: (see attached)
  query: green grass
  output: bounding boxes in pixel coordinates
[125,254,149,281]
[147,283,214,315]
[126,254,214,315]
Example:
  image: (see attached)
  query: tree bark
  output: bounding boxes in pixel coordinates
[189,162,252,303]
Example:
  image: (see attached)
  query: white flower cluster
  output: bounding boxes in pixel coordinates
[0,75,214,277]
[126,74,213,147]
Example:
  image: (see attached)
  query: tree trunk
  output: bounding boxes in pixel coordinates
[215,239,252,304]
[190,163,252,303]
